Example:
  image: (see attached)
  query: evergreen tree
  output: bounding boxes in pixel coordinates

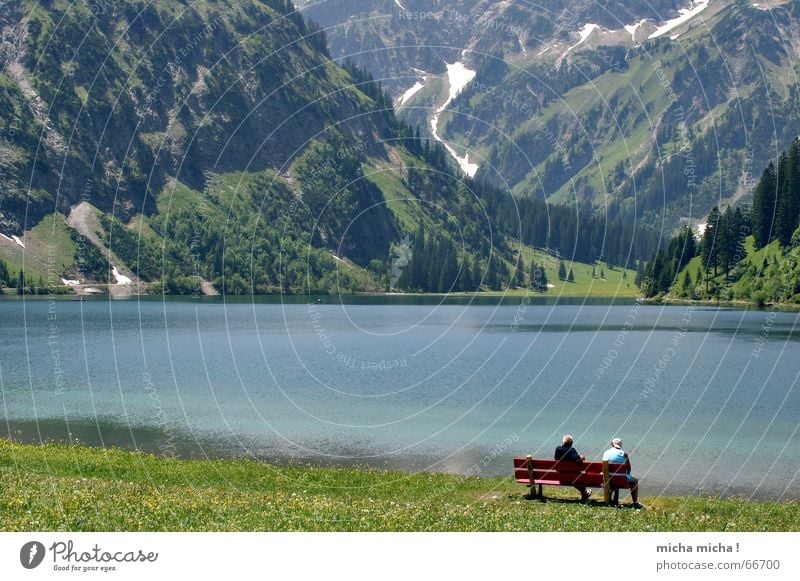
[514,254,525,288]
[471,255,482,291]
[702,206,721,288]
[411,222,425,290]
[558,260,567,280]
[457,252,472,292]
[718,206,734,277]
[682,270,693,297]
[752,162,778,248]
[634,260,645,288]
[530,262,549,292]
[567,268,575,283]
[486,256,498,291]
[640,226,699,297]
[776,138,800,246]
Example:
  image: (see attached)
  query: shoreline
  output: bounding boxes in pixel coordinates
[1,440,797,531]
[641,295,800,312]
[1,429,794,503]
[3,289,798,312]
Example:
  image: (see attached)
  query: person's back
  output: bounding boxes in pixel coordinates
[602,437,643,509]
[554,434,591,502]
[602,445,626,465]
[555,443,581,463]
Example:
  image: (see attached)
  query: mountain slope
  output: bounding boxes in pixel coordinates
[0,0,385,232]
[0,0,525,294]
[303,0,800,236]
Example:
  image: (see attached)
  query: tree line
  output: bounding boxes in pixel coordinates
[752,137,800,249]
[640,139,800,299]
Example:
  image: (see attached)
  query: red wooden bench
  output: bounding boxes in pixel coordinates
[513,455,633,505]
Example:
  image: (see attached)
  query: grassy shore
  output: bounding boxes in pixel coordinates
[1,441,797,532]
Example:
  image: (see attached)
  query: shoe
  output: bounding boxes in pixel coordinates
[581,490,593,503]
[632,502,644,509]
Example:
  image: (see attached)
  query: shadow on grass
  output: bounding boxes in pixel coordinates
[522,494,640,509]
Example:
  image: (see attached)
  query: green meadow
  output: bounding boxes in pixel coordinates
[1,441,796,532]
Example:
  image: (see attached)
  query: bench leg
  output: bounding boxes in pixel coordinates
[613,489,620,506]
[538,484,543,498]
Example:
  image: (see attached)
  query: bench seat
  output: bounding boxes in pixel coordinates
[513,456,632,504]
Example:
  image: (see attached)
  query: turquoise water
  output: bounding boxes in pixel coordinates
[1,296,798,499]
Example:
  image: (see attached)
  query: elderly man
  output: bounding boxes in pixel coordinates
[554,434,592,502]
[602,437,644,509]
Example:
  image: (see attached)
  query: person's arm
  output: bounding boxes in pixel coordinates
[623,451,632,473]
[568,448,582,463]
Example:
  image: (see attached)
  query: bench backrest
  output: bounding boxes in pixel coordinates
[513,457,630,488]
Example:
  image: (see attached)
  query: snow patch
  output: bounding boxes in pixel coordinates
[430,61,479,177]
[394,0,406,11]
[696,222,708,238]
[648,0,710,40]
[398,81,425,106]
[517,34,527,54]
[112,265,132,285]
[624,19,648,42]
[568,23,599,52]
[12,235,25,249]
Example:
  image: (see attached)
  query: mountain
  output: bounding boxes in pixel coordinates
[303,0,800,234]
[642,138,800,305]
[0,0,519,294]
[299,0,687,93]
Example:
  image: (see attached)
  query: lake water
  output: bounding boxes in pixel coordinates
[1,296,798,499]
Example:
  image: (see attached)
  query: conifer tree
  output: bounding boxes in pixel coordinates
[682,270,693,296]
[776,138,800,246]
[634,260,646,288]
[752,162,778,248]
[471,255,482,291]
[702,206,721,287]
[514,254,525,288]
[558,260,567,280]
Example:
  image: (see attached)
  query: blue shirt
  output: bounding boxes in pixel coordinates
[555,445,581,462]
[603,447,626,464]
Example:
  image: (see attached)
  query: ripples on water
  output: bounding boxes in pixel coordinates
[0,296,798,499]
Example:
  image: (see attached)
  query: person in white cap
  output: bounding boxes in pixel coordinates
[602,437,643,509]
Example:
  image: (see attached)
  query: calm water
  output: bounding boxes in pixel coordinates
[1,295,799,499]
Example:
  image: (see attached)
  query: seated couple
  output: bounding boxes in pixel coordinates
[554,434,643,509]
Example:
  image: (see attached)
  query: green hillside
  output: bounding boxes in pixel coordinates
[2,440,796,531]
[643,139,800,307]
[0,0,523,295]
[659,235,800,306]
